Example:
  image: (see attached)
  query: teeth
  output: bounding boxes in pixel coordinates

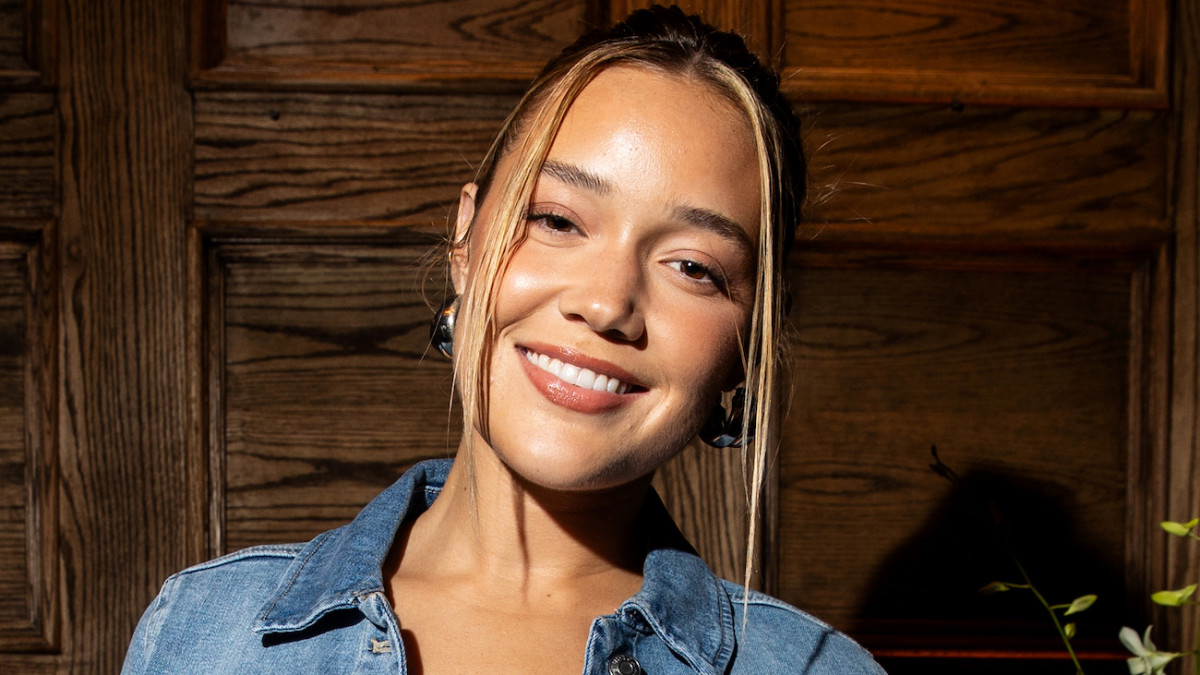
[523,349,630,394]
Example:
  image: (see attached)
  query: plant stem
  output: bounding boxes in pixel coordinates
[1014,558,1085,674]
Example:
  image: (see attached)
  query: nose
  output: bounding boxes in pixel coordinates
[557,253,646,342]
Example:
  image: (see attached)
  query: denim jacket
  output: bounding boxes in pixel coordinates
[123,459,884,674]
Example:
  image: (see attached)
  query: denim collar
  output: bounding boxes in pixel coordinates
[251,458,735,674]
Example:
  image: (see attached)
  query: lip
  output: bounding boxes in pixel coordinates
[516,343,646,414]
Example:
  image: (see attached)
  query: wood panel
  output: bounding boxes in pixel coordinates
[192,0,596,90]
[0,232,55,653]
[0,93,54,218]
[209,238,459,553]
[55,0,193,671]
[780,261,1144,656]
[802,104,1167,246]
[0,246,33,643]
[1167,0,1200,669]
[780,0,1167,107]
[0,0,25,73]
[194,91,517,224]
[0,0,52,84]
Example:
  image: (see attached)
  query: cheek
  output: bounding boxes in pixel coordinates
[660,302,747,394]
[491,245,556,324]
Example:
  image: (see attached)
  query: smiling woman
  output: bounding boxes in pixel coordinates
[457,65,759,493]
[122,6,885,675]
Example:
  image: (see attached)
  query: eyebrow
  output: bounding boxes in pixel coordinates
[541,160,613,195]
[673,204,756,255]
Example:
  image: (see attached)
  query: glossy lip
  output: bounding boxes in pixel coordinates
[516,343,647,414]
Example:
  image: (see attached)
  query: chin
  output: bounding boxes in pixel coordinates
[490,434,671,494]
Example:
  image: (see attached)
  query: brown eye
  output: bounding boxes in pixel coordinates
[667,259,726,291]
[528,213,577,234]
[679,260,709,279]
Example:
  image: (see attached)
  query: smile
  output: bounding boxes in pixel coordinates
[521,348,632,394]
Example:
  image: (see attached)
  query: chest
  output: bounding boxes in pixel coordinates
[390,576,606,674]
[398,607,589,674]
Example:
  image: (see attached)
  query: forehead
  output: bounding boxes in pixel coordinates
[542,65,761,239]
[553,64,755,162]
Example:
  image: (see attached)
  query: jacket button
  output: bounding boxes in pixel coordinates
[607,653,641,675]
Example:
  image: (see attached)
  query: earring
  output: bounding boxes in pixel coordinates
[700,387,754,448]
[430,296,459,358]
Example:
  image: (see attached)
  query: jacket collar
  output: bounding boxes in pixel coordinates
[620,489,736,674]
[252,459,444,634]
[252,458,735,672]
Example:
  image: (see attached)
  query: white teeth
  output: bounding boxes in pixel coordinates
[576,369,595,389]
[523,349,630,394]
[560,363,579,382]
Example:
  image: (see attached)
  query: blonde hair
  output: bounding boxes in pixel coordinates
[450,6,804,592]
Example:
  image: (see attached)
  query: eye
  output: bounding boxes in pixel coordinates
[667,259,728,291]
[527,211,577,235]
[678,260,710,280]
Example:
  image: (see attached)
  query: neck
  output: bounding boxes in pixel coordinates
[390,435,651,605]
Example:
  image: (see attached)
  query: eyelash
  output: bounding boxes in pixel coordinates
[526,211,577,234]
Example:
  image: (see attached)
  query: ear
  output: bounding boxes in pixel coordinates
[450,183,478,295]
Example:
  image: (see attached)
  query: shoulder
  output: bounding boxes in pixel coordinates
[172,542,307,577]
[159,542,308,606]
[122,543,309,675]
[721,582,887,675]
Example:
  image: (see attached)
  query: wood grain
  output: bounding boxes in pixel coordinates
[195,91,516,224]
[612,0,777,58]
[193,0,593,88]
[652,442,752,586]
[802,104,1167,244]
[779,264,1135,652]
[0,246,30,631]
[780,0,1167,106]
[1167,0,1200,667]
[0,232,57,655]
[212,242,460,552]
[55,0,192,671]
[0,0,52,84]
[0,0,24,73]
[0,93,54,218]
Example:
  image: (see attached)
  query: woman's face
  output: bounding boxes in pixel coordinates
[458,65,761,492]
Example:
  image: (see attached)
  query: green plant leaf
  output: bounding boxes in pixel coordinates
[1150,584,1197,607]
[979,581,1012,595]
[1161,519,1198,536]
[1064,594,1097,615]
[1064,622,1076,639]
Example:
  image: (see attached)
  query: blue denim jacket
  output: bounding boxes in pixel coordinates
[123,459,884,674]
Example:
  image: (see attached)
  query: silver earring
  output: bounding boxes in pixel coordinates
[700,387,753,448]
[430,296,458,358]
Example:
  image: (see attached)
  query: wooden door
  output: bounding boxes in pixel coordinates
[0,0,1196,673]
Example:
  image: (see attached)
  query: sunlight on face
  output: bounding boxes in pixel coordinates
[469,65,761,492]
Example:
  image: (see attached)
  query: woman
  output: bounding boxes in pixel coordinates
[123,6,884,674]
